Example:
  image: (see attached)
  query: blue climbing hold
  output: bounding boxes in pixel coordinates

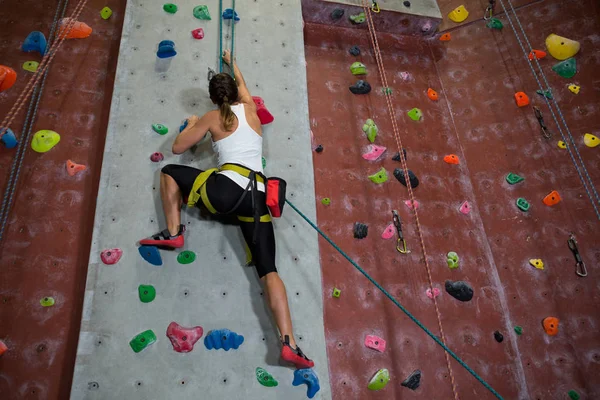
[138,245,163,266]
[157,40,176,59]
[179,119,188,133]
[22,31,47,56]
[222,8,240,22]
[292,369,320,399]
[204,329,244,351]
[1,128,18,149]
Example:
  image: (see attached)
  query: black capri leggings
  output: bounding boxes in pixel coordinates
[161,164,276,278]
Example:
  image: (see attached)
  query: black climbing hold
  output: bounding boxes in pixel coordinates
[349,80,371,95]
[494,331,504,343]
[401,369,421,390]
[349,45,360,56]
[330,9,345,21]
[354,222,368,239]
[445,280,473,302]
[315,145,323,153]
[403,1,411,7]
[392,149,408,162]
[393,168,419,188]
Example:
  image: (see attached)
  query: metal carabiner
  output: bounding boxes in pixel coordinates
[484,0,495,20]
[533,106,552,139]
[568,234,587,277]
[371,1,381,13]
[392,210,410,254]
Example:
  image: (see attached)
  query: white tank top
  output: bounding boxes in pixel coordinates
[212,103,265,192]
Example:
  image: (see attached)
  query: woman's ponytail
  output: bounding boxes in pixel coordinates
[209,73,239,130]
[220,97,235,131]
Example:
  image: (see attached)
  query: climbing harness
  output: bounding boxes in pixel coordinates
[371,1,380,13]
[218,0,236,77]
[484,0,496,20]
[533,106,551,139]
[567,234,587,277]
[392,210,409,254]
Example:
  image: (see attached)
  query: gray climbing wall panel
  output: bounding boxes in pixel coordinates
[70,1,331,399]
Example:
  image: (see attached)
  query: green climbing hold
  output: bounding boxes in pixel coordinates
[138,285,156,303]
[407,108,422,121]
[100,6,113,20]
[193,5,211,20]
[447,252,459,269]
[350,62,367,75]
[362,119,378,143]
[506,173,524,185]
[516,198,530,212]
[381,87,392,95]
[486,18,503,29]
[368,167,388,184]
[256,367,278,387]
[129,329,157,353]
[321,197,331,206]
[349,12,366,24]
[332,287,341,298]
[31,130,61,153]
[152,124,168,135]
[552,58,577,79]
[514,326,523,335]
[40,297,55,307]
[536,89,553,99]
[177,250,196,264]
[368,368,390,390]
[163,3,178,13]
[22,61,39,72]
[568,390,580,400]
[262,156,266,169]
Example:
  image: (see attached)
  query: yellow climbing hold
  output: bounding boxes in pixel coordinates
[584,133,599,148]
[529,259,544,270]
[557,141,566,149]
[448,5,469,23]
[568,84,580,94]
[31,130,61,153]
[545,34,580,60]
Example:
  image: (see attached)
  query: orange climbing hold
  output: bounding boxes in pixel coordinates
[439,33,451,42]
[542,317,559,336]
[58,18,93,39]
[514,92,529,107]
[427,88,439,101]
[0,65,17,92]
[443,154,460,164]
[528,50,547,60]
[543,190,561,206]
[66,160,86,176]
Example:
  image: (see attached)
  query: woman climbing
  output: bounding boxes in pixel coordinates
[140,50,314,369]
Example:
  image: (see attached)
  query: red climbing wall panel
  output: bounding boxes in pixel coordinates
[305,0,600,397]
[437,0,535,32]
[0,1,125,399]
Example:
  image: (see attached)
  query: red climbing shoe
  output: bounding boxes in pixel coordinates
[139,225,185,249]
[280,335,314,369]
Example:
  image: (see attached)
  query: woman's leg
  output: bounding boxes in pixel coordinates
[160,172,183,236]
[261,271,297,347]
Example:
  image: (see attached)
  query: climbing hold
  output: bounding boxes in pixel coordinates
[177,250,196,264]
[362,144,386,161]
[138,285,156,303]
[516,198,530,212]
[166,321,203,353]
[427,88,439,101]
[354,222,369,239]
[0,66,17,92]
[222,8,240,22]
[129,329,157,353]
[439,33,451,42]
[459,201,471,215]
[568,84,580,94]
[545,34,580,60]
[58,18,93,39]
[22,31,47,55]
[528,50,546,60]
[552,58,577,79]
[536,89,553,99]
[392,149,407,162]
[152,124,168,135]
[193,5,211,20]
[157,40,176,58]
[401,370,421,390]
[364,335,386,352]
[330,9,345,21]
[100,248,122,265]
[321,197,331,206]
[191,28,204,39]
[349,12,366,24]
[163,3,178,13]
[368,167,388,184]
[486,18,503,29]
[31,130,60,153]
[362,119,378,143]
[447,251,459,269]
[448,5,469,23]
[557,141,566,149]
[584,133,599,147]
[315,144,323,153]
[350,62,367,76]
[399,71,410,81]
[445,280,473,302]
[40,297,55,307]
[505,173,524,185]
[204,329,244,351]
[404,200,419,210]
[100,6,113,20]
[381,223,395,240]
[261,156,266,169]
[494,331,504,343]
[381,87,392,95]
[150,152,164,162]
[22,61,39,73]
[407,108,422,121]
[349,45,360,56]
[394,169,419,188]
[292,369,320,399]
[252,96,274,125]
[568,390,580,400]
[0,340,6,357]
[542,190,561,206]
[426,288,440,299]
[368,368,390,390]
[0,128,17,149]
[138,245,163,266]
[542,317,559,336]
[529,259,544,270]
[66,160,86,176]
[349,80,371,94]
[404,1,411,6]
[514,326,523,335]
[332,287,341,298]
[443,154,460,164]
[514,92,530,107]
[179,119,188,133]
[256,367,278,387]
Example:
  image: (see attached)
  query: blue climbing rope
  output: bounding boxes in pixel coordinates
[218,0,223,73]
[230,0,236,78]
[285,199,504,399]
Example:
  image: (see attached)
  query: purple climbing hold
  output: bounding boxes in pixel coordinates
[445,280,473,302]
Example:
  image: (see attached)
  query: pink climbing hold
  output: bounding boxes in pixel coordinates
[426,288,440,299]
[191,28,204,39]
[362,144,387,161]
[400,71,410,81]
[150,152,164,162]
[364,334,386,352]
[404,200,419,210]
[381,223,395,239]
[166,321,204,353]
[459,201,471,215]
[100,248,122,265]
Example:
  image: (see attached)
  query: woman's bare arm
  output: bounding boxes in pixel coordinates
[223,50,253,106]
[172,114,211,154]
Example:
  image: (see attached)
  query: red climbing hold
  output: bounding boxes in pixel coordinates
[439,33,451,42]
[191,28,204,39]
[381,223,395,239]
[252,96,274,125]
[515,92,530,107]
[459,201,471,215]
[364,335,386,352]
[66,160,86,176]
[427,88,439,101]
[100,248,122,265]
[58,18,92,39]
[543,190,561,206]
[150,152,164,162]
[166,321,204,353]
[0,65,17,92]
[0,339,6,357]
[528,50,547,60]
[443,154,460,164]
